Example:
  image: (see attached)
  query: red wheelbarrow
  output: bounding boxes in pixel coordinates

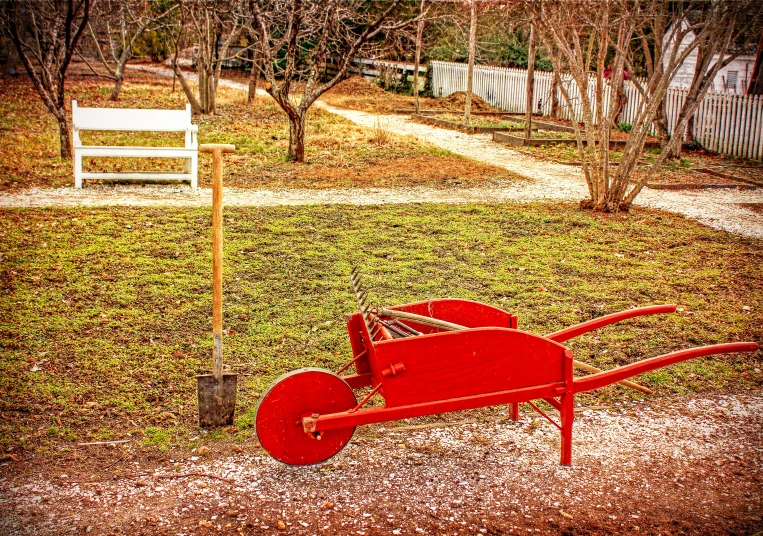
[256,288,758,466]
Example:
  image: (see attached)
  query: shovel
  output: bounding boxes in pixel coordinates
[197,143,237,428]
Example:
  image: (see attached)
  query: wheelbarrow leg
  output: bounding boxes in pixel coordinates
[560,392,574,465]
[509,402,520,420]
[560,348,574,465]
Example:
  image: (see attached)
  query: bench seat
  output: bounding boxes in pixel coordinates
[72,101,199,189]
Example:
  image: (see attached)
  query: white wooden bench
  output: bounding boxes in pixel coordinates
[72,100,198,189]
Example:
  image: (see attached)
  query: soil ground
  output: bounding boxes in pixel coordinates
[1,392,761,535]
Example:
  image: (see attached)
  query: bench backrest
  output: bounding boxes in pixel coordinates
[72,100,193,132]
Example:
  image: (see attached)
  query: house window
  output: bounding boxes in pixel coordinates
[726,71,738,91]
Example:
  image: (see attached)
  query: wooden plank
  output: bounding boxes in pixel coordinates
[73,101,192,132]
[75,147,196,157]
[80,172,194,180]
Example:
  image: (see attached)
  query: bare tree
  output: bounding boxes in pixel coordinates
[463,0,477,125]
[412,0,426,114]
[172,0,247,114]
[2,0,91,159]
[523,19,535,139]
[79,0,178,100]
[532,0,763,212]
[251,0,428,162]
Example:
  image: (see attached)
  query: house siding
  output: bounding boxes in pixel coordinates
[664,20,757,94]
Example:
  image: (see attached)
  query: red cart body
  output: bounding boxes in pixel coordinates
[256,299,758,466]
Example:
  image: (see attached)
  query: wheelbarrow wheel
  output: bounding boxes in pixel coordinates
[255,368,357,466]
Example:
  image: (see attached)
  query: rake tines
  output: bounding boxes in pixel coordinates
[350,266,374,334]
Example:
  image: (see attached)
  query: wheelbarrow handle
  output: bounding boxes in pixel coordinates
[572,342,759,394]
[545,304,677,343]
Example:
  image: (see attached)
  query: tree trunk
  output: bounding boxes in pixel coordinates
[108,66,125,101]
[173,63,202,113]
[4,42,20,77]
[464,0,477,126]
[654,97,670,148]
[685,114,695,143]
[248,44,262,104]
[199,67,208,112]
[524,23,536,140]
[288,113,305,162]
[208,70,216,114]
[551,75,559,118]
[747,30,763,94]
[54,107,73,160]
[413,17,424,114]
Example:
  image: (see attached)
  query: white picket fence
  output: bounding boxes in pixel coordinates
[431,60,763,161]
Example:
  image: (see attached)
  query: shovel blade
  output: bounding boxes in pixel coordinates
[197,374,238,428]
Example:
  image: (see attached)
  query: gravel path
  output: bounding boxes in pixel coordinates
[2,392,761,534]
[317,102,763,240]
[1,64,761,241]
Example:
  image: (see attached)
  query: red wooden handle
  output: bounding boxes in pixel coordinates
[572,342,759,394]
[545,304,677,343]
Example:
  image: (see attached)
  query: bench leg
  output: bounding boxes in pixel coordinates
[74,152,83,189]
[190,154,198,189]
[560,392,574,466]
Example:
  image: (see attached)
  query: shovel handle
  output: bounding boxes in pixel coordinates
[202,144,235,382]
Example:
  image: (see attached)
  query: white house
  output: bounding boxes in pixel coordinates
[664,19,758,94]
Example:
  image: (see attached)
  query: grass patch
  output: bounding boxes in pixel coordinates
[0,68,512,191]
[434,113,520,129]
[0,204,761,453]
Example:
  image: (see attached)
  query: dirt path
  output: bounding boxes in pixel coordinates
[1,392,761,535]
[1,64,760,240]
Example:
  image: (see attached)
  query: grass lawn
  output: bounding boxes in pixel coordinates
[0,68,512,191]
[1,203,761,456]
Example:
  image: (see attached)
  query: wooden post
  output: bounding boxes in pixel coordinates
[413,4,425,114]
[464,0,477,126]
[524,22,536,140]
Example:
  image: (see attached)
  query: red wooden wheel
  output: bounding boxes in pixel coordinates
[255,368,357,466]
